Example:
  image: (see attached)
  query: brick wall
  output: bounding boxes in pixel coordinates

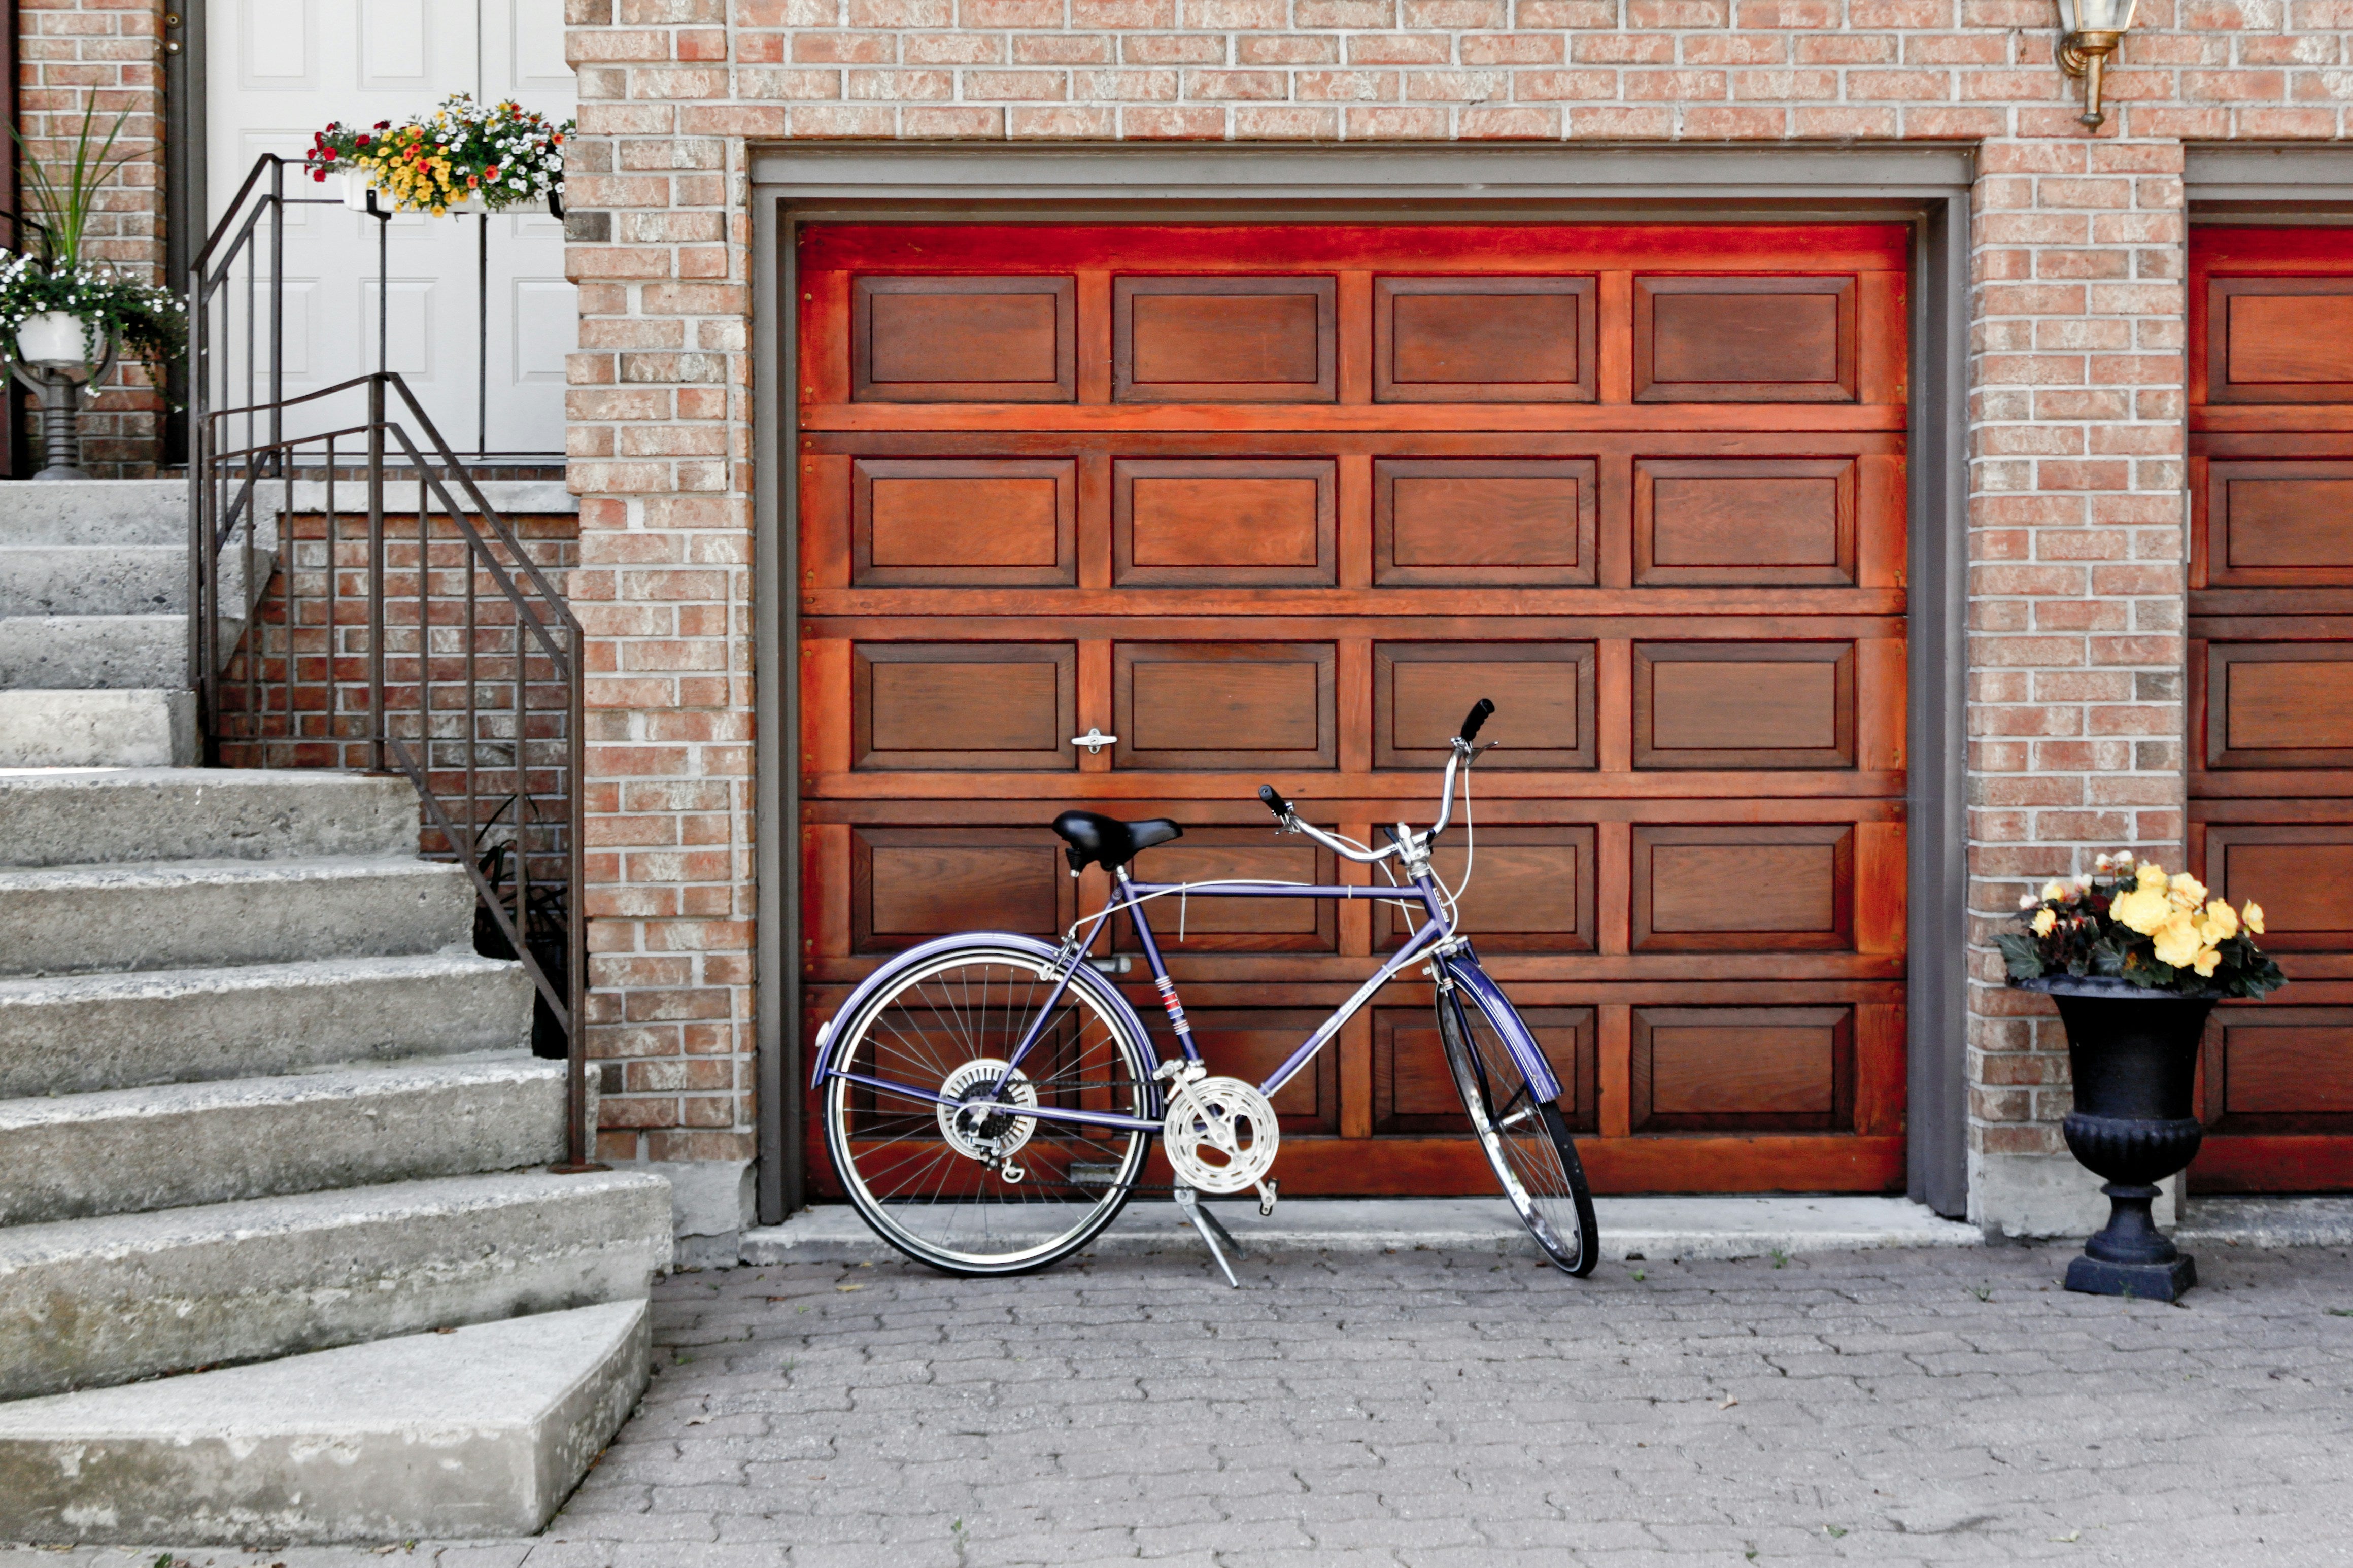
[16,0,168,474]
[560,0,2326,1231]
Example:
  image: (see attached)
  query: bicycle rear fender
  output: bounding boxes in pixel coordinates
[1438,948,1565,1104]
[806,932,1157,1096]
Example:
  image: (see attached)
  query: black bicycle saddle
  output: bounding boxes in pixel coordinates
[1051,811,1182,873]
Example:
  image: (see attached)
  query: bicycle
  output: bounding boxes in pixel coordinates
[810,698,1599,1284]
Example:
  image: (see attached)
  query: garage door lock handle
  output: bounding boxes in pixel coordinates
[1071,728,1117,754]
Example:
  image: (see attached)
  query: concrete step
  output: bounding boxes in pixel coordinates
[0,766,418,867]
[0,1300,648,1546]
[0,952,534,1098]
[0,691,194,767]
[0,480,185,547]
[0,1051,567,1226]
[0,1168,671,1400]
[0,613,184,689]
[0,544,182,618]
[0,855,474,978]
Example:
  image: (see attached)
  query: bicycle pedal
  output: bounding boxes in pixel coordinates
[1257,1179,1278,1218]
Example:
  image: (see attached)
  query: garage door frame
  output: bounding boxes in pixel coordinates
[746,143,1973,1224]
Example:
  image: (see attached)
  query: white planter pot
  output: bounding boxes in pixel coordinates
[338,171,479,216]
[15,311,92,370]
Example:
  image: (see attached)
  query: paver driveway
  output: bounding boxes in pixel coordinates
[11,1236,2353,1567]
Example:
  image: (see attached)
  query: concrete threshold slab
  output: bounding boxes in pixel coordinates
[2175,1196,2353,1250]
[741,1194,1985,1268]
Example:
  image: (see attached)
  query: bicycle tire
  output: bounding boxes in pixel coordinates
[1434,967,1600,1276]
[820,941,1157,1276]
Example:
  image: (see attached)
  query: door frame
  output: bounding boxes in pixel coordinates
[747,143,1974,1223]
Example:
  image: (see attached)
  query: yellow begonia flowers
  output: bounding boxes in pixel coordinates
[2199,898,2239,944]
[2192,946,2222,978]
[2169,872,2208,910]
[2151,913,2203,969]
[2032,908,2057,937]
[2136,861,2167,892]
[2110,885,2173,935]
[2243,900,2265,936]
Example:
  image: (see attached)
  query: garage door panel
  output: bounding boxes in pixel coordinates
[1373,458,1598,586]
[853,458,1076,586]
[2207,644,2353,768]
[1631,1005,1854,1131]
[1374,642,1596,770]
[1635,277,1857,403]
[1115,276,1336,402]
[2204,824,2353,949]
[1634,641,1857,770]
[2208,278,2353,403]
[803,221,1909,1197]
[1635,457,1857,586]
[1182,1009,1339,1131]
[1377,827,1597,953]
[1372,276,1597,403]
[854,276,1075,403]
[1114,830,1338,953]
[1114,459,1337,586]
[1631,823,1855,952]
[850,828,1073,953]
[853,643,1076,771]
[2204,461,2353,586]
[1374,1005,1598,1134]
[1114,642,1336,770]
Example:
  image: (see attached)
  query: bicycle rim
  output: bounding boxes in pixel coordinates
[823,946,1154,1275]
[1436,978,1599,1276]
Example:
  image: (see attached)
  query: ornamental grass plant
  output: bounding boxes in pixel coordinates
[306,95,570,216]
[1997,853,2287,999]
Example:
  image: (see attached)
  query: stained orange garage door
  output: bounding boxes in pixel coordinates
[2190,227,2353,1191]
[796,222,1911,1196]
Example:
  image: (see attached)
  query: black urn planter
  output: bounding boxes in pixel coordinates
[2020,975,2218,1302]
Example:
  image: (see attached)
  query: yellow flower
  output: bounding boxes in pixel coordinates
[2032,908,2057,937]
[2136,861,2168,892]
[2243,900,2266,936]
[2199,898,2239,943]
[2040,879,2070,904]
[2110,886,2173,935]
[2152,913,2203,969]
[2169,872,2208,910]
[2192,946,2222,978]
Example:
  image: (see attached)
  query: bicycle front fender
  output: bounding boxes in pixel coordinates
[1437,948,1564,1104]
[805,932,1158,1103]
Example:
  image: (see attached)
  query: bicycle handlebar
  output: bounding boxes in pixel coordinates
[1258,698,1491,865]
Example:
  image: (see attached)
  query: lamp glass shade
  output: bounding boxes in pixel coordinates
[2062,0,2136,30]
[14,311,89,370]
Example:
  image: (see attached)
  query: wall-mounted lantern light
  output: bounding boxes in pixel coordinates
[2057,0,2137,129]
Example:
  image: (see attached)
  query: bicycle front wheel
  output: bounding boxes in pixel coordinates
[1435,970,1599,1276]
[821,943,1157,1276]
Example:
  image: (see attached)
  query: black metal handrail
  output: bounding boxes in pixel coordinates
[191,156,594,1169]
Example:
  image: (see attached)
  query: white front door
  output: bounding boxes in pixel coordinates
[205,0,575,455]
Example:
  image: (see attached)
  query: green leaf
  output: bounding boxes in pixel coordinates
[1994,931,2045,981]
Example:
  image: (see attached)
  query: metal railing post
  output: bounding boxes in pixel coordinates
[366,373,387,774]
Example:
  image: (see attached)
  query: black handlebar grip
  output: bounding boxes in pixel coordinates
[1258,783,1292,819]
[1458,697,1495,744]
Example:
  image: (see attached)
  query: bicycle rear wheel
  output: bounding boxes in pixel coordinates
[1435,969,1599,1276]
[820,943,1156,1276]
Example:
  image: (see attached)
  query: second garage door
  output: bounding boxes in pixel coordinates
[797,221,1911,1196]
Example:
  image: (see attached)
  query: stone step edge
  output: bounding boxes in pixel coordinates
[0,1047,560,1130]
[0,1300,649,1546]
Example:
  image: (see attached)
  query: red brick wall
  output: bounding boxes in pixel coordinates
[16,0,168,474]
[560,0,2317,1226]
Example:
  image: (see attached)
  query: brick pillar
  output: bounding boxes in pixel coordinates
[1964,135,2189,1238]
[16,0,168,475]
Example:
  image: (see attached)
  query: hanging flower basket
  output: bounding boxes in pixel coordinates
[15,309,91,369]
[307,94,569,218]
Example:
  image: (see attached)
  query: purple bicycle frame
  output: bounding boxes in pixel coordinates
[971,862,1564,1113]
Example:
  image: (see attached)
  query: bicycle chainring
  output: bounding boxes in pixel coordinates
[935,1059,1039,1163]
[1161,1075,1280,1195]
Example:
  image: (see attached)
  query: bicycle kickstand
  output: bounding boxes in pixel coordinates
[1173,1186,1244,1288]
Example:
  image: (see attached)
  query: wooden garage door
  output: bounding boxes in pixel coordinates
[797,223,1910,1196]
[2189,227,2353,1192]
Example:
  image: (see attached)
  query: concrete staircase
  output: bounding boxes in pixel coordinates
[0,480,263,767]
[0,767,671,1544]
